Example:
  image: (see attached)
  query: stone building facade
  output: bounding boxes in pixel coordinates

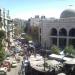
[39,9,75,49]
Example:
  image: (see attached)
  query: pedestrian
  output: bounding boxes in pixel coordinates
[18,71,21,75]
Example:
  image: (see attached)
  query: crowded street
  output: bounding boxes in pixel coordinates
[1,0,75,75]
[7,61,21,75]
[6,55,23,75]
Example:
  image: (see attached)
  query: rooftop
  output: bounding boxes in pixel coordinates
[60,9,75,18]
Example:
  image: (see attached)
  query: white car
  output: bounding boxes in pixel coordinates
[6,57,10,60]
[11,61,17,67]
[0,67,7,75]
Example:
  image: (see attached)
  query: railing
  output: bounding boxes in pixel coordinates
[49,36,75,39]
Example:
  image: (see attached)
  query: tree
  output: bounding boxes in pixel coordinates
[23,34,32,41]
[64,45,75,55]
[0,30,5,39]
[14,26,21,37]
[0,22,3,28]
[51,45,60,54]
[24,25,39,42]
[30,26,39,41]
[0,47,5,63]
[0,30,5,63]
[24,23,29,33]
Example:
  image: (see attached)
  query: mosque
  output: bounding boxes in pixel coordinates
[39,9,75,49]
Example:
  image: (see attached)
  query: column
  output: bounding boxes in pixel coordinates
[57,30,59,47]
[66,38,69,46]
[66,30,69,46]
[57,38,59,47]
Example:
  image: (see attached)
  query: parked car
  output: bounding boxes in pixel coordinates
[11,61,17,68]
[16,56,20,63]
[3,61,11,71]
[5,57,11,63]
[4,57,12,66]
[0,67,7,75]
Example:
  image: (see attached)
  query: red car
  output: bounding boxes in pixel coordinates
[3,61,11,71]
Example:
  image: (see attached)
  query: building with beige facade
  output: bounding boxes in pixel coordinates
[39,9,75,49]
[0,8,14,50]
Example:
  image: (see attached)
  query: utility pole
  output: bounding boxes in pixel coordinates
[3,8,5,28]
[7,10,10,49]
[44,40,46,71]
[44,56,46,71]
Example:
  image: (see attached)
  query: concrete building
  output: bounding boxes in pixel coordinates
[39,9,75,49]
[0,8,14,50]
[29,15,40,27]
[29,15,46,27]
[14,18,26,29]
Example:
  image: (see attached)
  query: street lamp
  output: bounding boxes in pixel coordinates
[44,40,46,71]
[44,40,46,49]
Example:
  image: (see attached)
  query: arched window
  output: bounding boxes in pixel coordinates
[59,28,67,36]
[51,28,57,36]
[69,28,75,37]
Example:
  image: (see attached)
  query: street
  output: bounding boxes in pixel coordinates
[7,56,23,75]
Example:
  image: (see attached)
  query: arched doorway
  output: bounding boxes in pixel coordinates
[59,28,67,49]
[69,28,75,47]
[51,28,57,45]
[69,28,75,37]
[59,28,67,36]
[51,28,57,36]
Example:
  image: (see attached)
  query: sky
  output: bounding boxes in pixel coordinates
[0,0,75,20]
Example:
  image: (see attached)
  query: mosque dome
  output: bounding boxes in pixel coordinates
[60,9,75,18]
